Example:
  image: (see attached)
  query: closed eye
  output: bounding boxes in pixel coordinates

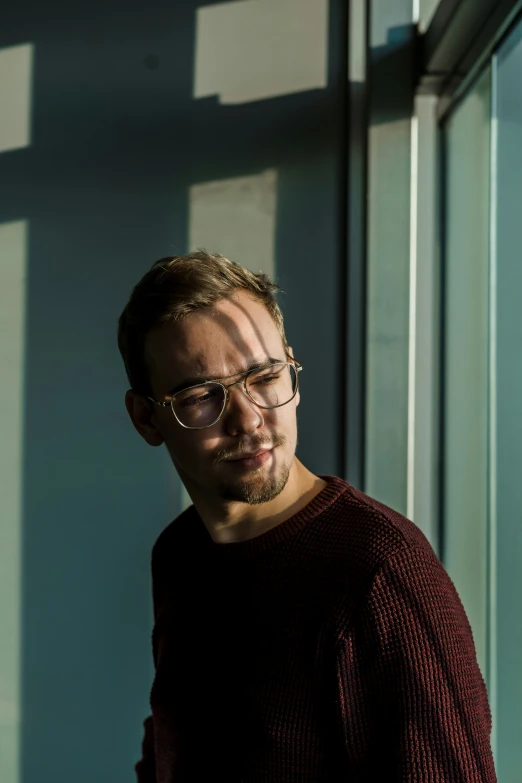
[179,388,220,407]
[252,373,280,386]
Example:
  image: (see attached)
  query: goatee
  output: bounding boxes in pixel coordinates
[219,460,291,505]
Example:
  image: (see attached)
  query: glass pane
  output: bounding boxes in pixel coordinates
[442,67,491,681]
[492,20,522,779]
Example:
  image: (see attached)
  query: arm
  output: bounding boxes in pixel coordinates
[336,545,496,782]
[135,547,164,782]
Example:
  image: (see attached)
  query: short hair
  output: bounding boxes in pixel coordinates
[117,250,289,395]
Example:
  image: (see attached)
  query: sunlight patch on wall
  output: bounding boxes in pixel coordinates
[0,220,28,783]
[194,0,328,104]
[0,44,33,154]
[189,169,277,279]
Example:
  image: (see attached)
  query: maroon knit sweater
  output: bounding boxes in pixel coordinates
[136,476,496,782]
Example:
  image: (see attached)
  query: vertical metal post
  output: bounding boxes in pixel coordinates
[408,93,441,549]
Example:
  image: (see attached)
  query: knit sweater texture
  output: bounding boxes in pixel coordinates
[135,476,496,782]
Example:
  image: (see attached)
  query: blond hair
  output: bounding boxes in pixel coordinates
[117,250,288,394]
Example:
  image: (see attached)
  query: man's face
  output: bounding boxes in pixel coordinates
[143,291,300,507]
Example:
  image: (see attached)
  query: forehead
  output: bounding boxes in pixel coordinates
[145,291,285,384]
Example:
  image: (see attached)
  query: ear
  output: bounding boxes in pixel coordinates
[125,390,164,447]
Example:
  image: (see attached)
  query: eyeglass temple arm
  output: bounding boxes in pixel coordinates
[146,397,170,407]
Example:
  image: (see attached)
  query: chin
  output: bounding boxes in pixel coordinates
[219,463,291,505]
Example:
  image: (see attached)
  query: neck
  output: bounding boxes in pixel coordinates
[184,459,327,544]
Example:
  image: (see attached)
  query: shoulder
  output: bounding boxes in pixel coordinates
[150,504,205,576]
[322,479,467,637]
[314,477,455,629]
[318,476,438,576]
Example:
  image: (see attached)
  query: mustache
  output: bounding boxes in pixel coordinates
[213,434,287,465]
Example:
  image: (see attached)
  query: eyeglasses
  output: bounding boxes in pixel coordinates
[147,360,302,430]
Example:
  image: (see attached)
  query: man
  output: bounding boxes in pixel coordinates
[119,251,496,782]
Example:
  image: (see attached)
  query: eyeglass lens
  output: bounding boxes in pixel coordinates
[172,362,297,428]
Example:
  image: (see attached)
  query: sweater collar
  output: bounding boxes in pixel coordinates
[191,475,349,560]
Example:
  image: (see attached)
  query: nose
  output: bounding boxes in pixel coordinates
[222,380,264,436]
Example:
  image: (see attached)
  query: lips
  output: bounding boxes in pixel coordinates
[226,448,272,462]
[221,448,274,470]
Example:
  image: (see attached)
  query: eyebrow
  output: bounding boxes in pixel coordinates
[167,357,285,397]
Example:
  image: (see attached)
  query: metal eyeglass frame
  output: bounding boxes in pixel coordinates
[147,360,302,430]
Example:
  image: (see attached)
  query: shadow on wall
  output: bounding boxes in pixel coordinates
[0,0,348,781]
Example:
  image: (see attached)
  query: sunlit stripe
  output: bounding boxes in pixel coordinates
[194,0,328,104]
[488,59,498,765]
[0,219,27,783]
[189,170,277,281]
[349,0,366,82]
[0,44,33,153]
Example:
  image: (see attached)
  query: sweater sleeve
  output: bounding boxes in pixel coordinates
[335,545,497,782]
[135,715,156,783]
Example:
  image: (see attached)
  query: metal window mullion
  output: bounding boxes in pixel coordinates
[408,93,440,551]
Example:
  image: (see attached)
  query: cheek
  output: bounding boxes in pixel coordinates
[272,403,298,440]
[165,427,220,463]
